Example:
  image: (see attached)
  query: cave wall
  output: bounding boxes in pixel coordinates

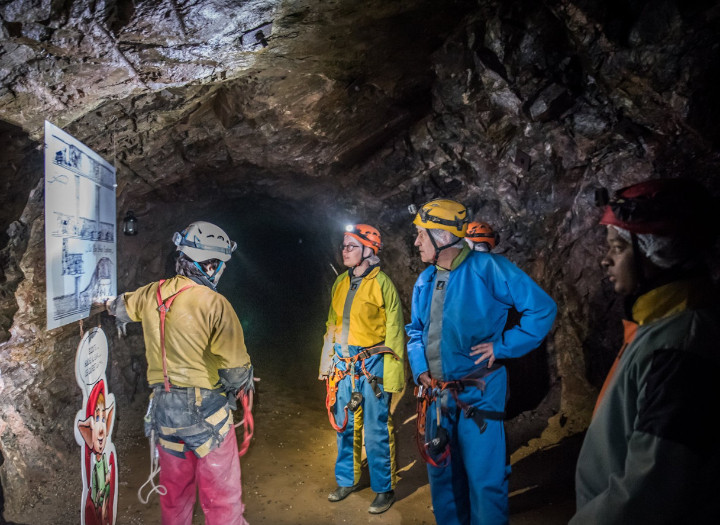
[2,0,720,518]
[341,0,720,450]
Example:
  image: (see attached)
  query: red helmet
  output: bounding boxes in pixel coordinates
[466,221,498,249]
[345,224,383,254]
[599,178,713,236]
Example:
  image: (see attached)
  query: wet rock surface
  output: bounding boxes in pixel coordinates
[2,0,720,520]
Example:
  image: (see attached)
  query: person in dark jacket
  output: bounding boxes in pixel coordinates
[572,178,720,524]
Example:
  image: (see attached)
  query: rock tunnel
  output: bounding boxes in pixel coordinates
[2,0,720,523]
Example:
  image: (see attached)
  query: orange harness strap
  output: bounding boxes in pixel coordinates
[324,345,397,432]
[325,373,351,432]
[415,373,502,468]
[156,279,195,392]
[593,319,638,416]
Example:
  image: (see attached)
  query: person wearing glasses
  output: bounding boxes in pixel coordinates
[318,224,405,514]
[571,179,720,523]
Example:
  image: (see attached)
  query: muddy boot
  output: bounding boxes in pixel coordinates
[368,490,395,514]
[328,485,357,502]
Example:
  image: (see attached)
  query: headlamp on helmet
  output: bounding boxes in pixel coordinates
[597,178,712,236]
[344,224,383,254]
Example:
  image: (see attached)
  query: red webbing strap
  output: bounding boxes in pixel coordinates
[235,389,254,457]
[415,383,451,468]
[325,375,350,432]
[155,279,195,392]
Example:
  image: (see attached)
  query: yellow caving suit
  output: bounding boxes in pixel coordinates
[121,274,252,524]
[319,266,405,492]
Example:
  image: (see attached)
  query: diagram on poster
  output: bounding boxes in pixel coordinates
[44,120,117,330]
[74,327,118,525]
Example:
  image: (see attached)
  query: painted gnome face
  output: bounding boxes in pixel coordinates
[79,393,114,456]
[92,399,108,454]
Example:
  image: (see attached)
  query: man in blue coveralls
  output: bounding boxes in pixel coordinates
[406,198,557,525]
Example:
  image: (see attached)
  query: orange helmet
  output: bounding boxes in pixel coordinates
[345,224,383,254]
[466,221,498,249]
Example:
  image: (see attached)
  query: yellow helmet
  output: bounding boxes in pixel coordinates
[412,199,469,237]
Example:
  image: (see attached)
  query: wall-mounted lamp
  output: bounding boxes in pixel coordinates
[123,210,138,236]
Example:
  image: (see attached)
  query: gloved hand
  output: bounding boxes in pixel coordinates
[116,320,129,338]
[105,295,133,338]
[217,365,254,410]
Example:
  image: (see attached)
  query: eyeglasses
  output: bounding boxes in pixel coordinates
[341,244,359,252]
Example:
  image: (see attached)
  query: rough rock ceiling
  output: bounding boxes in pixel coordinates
[1,0,477,205]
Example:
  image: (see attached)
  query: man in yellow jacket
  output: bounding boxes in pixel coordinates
[106,221,252,525]
[319,224,405,514]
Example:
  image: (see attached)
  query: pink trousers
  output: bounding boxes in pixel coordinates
[157,430,248,525]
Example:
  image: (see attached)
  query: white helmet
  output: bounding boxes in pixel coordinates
[173,221,237,262]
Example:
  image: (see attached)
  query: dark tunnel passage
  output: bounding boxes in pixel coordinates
[211,199,338,394]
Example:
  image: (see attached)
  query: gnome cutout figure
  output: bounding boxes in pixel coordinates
[74,327,118,525]
[77,380,116,525]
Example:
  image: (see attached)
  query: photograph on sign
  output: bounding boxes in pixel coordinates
[44,121,117,330]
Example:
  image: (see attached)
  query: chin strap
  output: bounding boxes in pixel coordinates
[352,246,373,271]
[427,231,458,265]
[349,244,379,277]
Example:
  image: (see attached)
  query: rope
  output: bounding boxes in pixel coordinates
[137,430,167,504]
[233,389,254,457]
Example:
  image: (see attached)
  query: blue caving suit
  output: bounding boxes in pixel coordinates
[406,247,556,525]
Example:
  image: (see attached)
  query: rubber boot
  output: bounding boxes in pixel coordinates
[369,490,395,514]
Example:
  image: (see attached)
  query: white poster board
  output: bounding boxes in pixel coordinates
[44,121,117,330]
[73,327,118,525]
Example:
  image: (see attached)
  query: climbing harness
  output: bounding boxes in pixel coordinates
[156,279,195,392]
[415,366,505,468]
[325,345,400,432]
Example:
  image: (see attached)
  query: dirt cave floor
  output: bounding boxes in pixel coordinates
[6,356,580,525]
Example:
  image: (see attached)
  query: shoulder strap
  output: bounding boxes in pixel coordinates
[156,279,196,392]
